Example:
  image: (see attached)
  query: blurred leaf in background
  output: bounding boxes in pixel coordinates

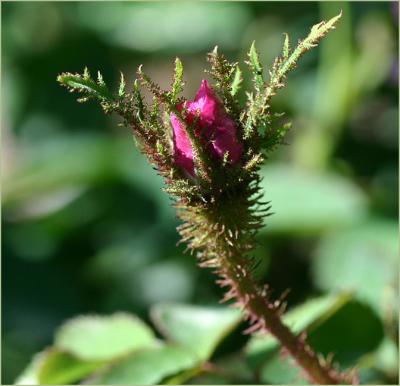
[1,1,398,384]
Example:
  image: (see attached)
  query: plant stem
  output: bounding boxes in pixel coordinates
[220,254,343,384]
[177,184,353,385]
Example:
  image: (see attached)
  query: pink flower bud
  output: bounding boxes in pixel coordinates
[170,80,243,175]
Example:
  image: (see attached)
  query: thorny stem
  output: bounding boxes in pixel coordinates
[177,181,355,384]
[222,256,344,384]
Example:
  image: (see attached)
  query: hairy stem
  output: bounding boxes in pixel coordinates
[177,179,354,385]
[221,255,343,384]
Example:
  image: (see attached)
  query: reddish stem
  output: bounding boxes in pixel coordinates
[220,257,354,385]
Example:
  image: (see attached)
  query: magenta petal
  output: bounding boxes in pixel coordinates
[170,79,243,176]
[170,112,195,175]
[192,80,219,126]
[211,125,244,163]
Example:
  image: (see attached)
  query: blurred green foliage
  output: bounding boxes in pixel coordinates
[2,1,398,384]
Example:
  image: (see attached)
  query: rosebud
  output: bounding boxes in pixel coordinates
[170,80,243,175]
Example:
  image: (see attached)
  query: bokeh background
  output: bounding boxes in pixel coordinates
[2,1,398,384]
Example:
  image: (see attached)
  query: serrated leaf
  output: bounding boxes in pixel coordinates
[318,10,342,34]
[57,72,114,101]
[55,313,156,361]
[230,65,242,97]
[90,345,199,385]
[171,57,184,101]
[97,71,105,86]
[133,79,145,121]
[83,66,91,79]
[282,33,290,59]
[248,41,264,90]
[118,71,125,97]
[249,41,262,73]
[150,304,241,361]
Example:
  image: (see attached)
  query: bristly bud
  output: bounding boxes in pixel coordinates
[169,79,243,177]
[58,13,346,384]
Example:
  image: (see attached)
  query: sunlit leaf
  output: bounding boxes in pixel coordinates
[248,41,264,91]
[15,350,47,385]
[38,350,104,385]
[171,57,184,102]
[230,65,243,97]
[151,304,241,361]
[91,345,199,385]
[55,313,156,361]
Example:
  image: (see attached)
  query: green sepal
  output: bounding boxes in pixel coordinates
[230,65,243,97]
[171,57,184,102]
[248,41,264,91]
[57,69,114,102]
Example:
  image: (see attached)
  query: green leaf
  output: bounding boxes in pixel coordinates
[91,345,199,385]
[97,71,105,87]
[151,304,241,361]
[259,164,367,234]
[15,349,104,385]
[249,41,262,72]
[309,11,342,39]
[38,350,104,385]
[55,313,156,361]
[308,300,384,365]
[248,41,264,91]
[259,354,309,385]
[276,12,342,80]
[57,71,114,102]
[118,71,125,98]
[15,350,47,385]
[371,337,399,377]
[230,65,242,97]
[282,33,290,59]
[312,219,398,315]
[171,57,184,102]
[133,79,145,121]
